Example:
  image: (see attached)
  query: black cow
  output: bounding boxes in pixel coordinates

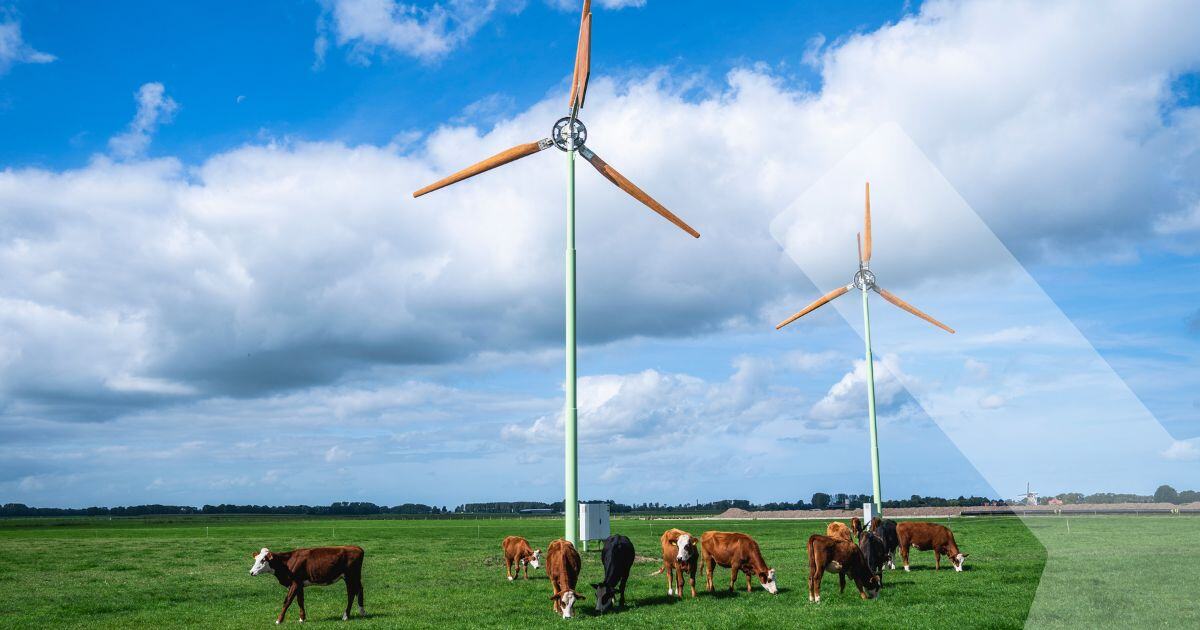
[859,529,888,582]
[870,517,900,570]
[592,534,634,613]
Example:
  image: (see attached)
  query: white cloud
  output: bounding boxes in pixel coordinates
[1162,439,1199,462]
[325,445,353,462]
[318,0,518,63]
[978,394,1005,410]
[0,19,54,74]
[108,83,179,159]
[808,354,915,428]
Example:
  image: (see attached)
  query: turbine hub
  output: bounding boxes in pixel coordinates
[853,268,876,291]
[552,117,587,151]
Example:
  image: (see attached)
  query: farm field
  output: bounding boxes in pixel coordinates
[0,515,1052,629]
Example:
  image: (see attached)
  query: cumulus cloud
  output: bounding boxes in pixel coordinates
[808,354,916,428]
[0,19,54,74]
[316,0,520,63]
[1162,439,1199,462]
[108,83,178,159]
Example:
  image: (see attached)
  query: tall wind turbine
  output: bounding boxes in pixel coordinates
[412,0,700,545]
[776,183,953,515]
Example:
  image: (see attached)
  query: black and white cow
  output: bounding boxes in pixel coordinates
[870,517,900,570]
[592,534,634,613]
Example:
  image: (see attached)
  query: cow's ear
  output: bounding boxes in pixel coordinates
[266,552,274,560]
[961,553,969,558]
[574,592,585,601]
[589,582,600,589]
[549,592,561,600]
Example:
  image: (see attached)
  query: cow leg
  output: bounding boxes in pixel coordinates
[901,543,911,572]
[277,584,300,624]
[728,562,739,592]
[357,580,365,617]
[523,559,530,579]
[812,566,824,603]
[295,586,307,623]
[344,580,356,621]
[935,550,941,571]
[839,571,846,593]
[746,570,752,593]
[618,575,628,607]
[666,564,674,595]
[688,563,697,598]
[505,557,514,581]
[704,556,715,592]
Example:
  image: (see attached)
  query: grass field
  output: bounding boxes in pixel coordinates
[0,515,1056,628]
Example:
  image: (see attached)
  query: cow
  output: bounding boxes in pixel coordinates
[592,534,634,613]
[826,521,854,542]
[650,528,698,598]
[870,517,900,570]
[700,531,778,594]
[545,539,584,618]
[501,536,542,581]
[896,521,968,572]
[850,516,863,541]
[249,546,365,624]
[806,534,881,603]
[859,529,889,581]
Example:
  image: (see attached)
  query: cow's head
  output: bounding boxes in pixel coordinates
[760,568,778,594]
[675,534,693,562]
[528,548,542,570]
[862,573,881,599]
[249,548,274,576]
[551,590,583,618]
[952,552,969,572]
[591,582,615,613]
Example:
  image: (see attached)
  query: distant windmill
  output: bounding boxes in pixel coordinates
[776,183,954,515]
[1017,483,1039,506]
[412,0,699,545]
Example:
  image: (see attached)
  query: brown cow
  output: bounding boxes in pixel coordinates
[249,546,365,624]
[806,534,880,602]
[826,521,854,542]
[545,539,584,618]
[501,536,542,581]
[850,516,863,540]
[897,521,969,572]
[650,528,698,598]
[700,531,778,594]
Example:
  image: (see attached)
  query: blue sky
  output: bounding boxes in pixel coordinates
[0,0,1197,508]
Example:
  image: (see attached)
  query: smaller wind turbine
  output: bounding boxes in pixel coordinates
[776,182,954,515]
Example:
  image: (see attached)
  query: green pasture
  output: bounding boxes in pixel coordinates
[0,514,1190,628]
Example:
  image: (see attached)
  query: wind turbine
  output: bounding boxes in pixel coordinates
[776,182,953,515]
[412,0,700,545]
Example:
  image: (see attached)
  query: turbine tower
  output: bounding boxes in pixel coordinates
[776,183,953,514]
[412,0,700,545]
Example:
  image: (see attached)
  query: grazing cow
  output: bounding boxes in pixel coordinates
[546,539,584,619]
[806,534,881,603]
[502,536,542,581]
[896,522,968,572]
[249,546,365,624]
[859,529,889,581]
[826,521,854,542]
[870,517,900,570]
[850,516,863,541]
[700,531,778,594]
[592,534,634,613]
[651,528,698,598]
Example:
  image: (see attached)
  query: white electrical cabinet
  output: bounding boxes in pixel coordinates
[578,502,610,551]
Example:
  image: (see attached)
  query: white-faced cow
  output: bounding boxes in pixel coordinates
[806,534,881,603]
[502,536,542,581]
[651,528,698,598]
[896,521,969,572]
[546,539,584,619]
[700,531,778,594]
[249,545,365,624]
[592,534,634,613]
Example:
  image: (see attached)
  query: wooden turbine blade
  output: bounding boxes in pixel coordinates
[578,146,700,238]
[874,286,955,334]
[568,1,592,114]
[776,285,851,330]
[412,139,552,197]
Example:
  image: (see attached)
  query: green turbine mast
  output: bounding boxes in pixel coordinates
[776,183,954,515]
[412,0,700,545]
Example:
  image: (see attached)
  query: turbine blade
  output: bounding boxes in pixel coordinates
[874,286,955,334]
[413,139,552,197]
[568,2,592,113]
[578,146,700,238]
[862,181,872,263]
[776,285,851,330]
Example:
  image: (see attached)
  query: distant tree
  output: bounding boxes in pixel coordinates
[1154,485,1179,504]
[811,493,832,509]
[1055,493,1085,505]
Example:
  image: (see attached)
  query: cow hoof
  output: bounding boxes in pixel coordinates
[815,596,821,603]
[359,606,366,616]
[342,614,349,621]
[275,622,281,626]
[904,566,910,572]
